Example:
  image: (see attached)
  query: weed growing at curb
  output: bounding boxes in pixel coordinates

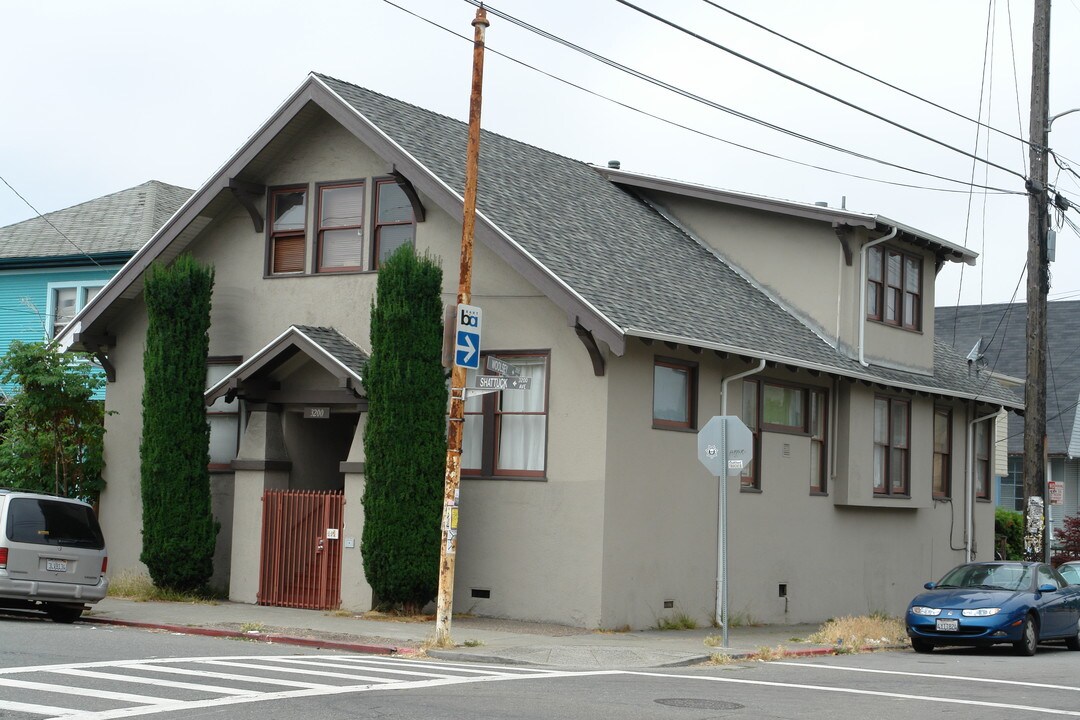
[106,568,220,604]
[240,622,266,634]
[462,639,484,647]
[655,612,698,630]
[807,614,906,649]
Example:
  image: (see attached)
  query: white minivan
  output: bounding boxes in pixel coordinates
[0,489,108,623]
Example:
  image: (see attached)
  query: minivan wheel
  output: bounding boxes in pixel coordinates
[46,605,83,624]
[1014,614,1038,656]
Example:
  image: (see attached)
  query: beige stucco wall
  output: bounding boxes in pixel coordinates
[601,344,996,628]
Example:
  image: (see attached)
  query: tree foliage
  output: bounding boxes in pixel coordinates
[994,507,1024,561]
[139,255,218,592]
[362,246,447,613]
[0,341,106,501]
[1053,513,1080,566]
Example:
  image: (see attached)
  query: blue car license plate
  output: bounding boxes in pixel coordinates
[935,618,959,632]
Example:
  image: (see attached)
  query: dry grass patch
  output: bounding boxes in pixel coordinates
[808,614,907,649]
[106,569,219,604]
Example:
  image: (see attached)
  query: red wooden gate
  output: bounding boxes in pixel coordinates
[258,489,344,610]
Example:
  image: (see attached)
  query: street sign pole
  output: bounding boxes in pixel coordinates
[697,416,753,650]
[435,5,488,649]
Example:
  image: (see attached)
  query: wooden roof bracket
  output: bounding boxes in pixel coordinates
[833,224,854,266]
[228,178,267,233]
[92,351,116,383]
[574,321,606,376]
[390,165,426,222]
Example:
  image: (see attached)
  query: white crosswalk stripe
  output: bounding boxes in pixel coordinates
[0,653,580,719]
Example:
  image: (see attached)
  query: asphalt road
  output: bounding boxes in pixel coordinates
[2,611,1078,719]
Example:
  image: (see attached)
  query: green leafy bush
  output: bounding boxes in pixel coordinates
[995,507,1024,560]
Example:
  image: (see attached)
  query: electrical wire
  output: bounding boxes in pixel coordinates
[390,1,1019,195]
[700,0,1030,149]
[1005,0,1029,176]
[461,1,1024,194]
[0,174,104,269]
[614,0,1028,181]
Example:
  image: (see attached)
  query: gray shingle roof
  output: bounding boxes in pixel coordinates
[293,325,369,376]
[0,180,191,260]
[317,74,1018,407]
[937,301,1080,455]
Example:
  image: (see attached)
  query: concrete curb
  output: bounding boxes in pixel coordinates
[85,617,413,656]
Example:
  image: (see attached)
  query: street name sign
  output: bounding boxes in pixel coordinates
[485,355,521,377]
[475,375,531,391]
[454,304,482,369]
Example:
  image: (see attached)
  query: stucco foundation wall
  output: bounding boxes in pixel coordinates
[601,345,995,628]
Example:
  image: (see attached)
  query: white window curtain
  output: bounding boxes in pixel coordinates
[461,366,483,470]
[496,356,547,472]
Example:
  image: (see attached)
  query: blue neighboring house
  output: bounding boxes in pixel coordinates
[0,180,191,398]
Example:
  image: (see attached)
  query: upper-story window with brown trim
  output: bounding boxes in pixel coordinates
[373,178,416,268]
[317,182,364,272]
[652,357,697,430]
[269,188,307,274]
[462,352,549,478]
[867,246,922,330]
[933,407,952,498]
[874,395,910,496]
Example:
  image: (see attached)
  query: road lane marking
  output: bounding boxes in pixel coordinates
[327,656,563,674]
[0,699,80,716]
[129,664,335,689]
[197,659,403,682]
[48,668,261,696]
[772,661,1080,692]
[260,657,520,680]
[625,670,1080,716]
[0,677,172,705]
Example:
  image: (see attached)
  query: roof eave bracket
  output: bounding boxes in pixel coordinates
[574,322,606,377]
[833,224,854,266]
[229,178,267,233]
[389,165,426,223]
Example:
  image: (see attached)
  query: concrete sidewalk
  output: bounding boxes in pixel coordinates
[79,598,903,669]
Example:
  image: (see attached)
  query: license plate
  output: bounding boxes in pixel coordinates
[46,559,68,572]
[935,618,959,632]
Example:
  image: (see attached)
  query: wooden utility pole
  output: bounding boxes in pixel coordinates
[434,5,489,648]
[1022,0,1051,562]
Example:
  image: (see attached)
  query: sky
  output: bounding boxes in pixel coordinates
[2,0,1079,308]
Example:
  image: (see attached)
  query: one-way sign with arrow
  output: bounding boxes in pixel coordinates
[454,304,482,369]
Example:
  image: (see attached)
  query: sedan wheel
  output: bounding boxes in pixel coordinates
[1066,620,1080,651]
[1014,615,1038,656]
[910,638,934,654]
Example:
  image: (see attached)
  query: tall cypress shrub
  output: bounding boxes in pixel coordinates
[139,255,218,591]
[362,246,447,612]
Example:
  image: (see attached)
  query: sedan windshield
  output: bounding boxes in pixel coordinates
[937,563,1031,591]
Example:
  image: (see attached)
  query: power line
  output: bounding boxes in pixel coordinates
[390,1,1018,195]
[615,0,1028,182]
[700,0,1030,149]
[0,174,104,269]
[463,1,1024,194]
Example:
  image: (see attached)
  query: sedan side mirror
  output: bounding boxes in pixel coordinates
[1038,583,1057,593]
[924,582,937,590]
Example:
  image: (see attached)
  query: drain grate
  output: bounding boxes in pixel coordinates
[655,698,744,710]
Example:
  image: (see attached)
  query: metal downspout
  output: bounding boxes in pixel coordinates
[715,357,766,646]
[967,406,999,563]
[858,226,899,367]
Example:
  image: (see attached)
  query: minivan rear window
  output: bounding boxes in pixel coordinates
[5,498,105,549]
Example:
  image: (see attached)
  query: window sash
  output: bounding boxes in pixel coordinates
[653,359,694,429]
[741,379,760,489]
[874,396,910,496]
[933,408,951,497]
[463,353,549,477]
[975,421,991,499]
[373,180,415,268]
[762,383,805,432]
[809,390,827,493]
[866,247,921,330]
[269,188,307,275]
[318,183,364,272]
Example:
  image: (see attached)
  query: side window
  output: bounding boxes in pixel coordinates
[740,379,760,490]
[49,283,105,338]
[373,179,415,268]
[874,396,910,496]
[975,420,991,500]
[866,246,921,330]
[317,182,364,272]
[652,357,696,430]
[462,353,549,478]
[933,407,951,498]
[809,389,827,493]
[268,188,307,275]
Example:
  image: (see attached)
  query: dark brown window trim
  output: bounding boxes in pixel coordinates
[933,406,952,499]
[866,245,923,330]
[740,487,763,494]
[463,474,548,483]
[652,356,698,431]
[266,184,309,276]
[372,176,417,270]
[873,395,910,497]
[315,179,366,274]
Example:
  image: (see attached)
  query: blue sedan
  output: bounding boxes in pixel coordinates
[906,561,1080,655]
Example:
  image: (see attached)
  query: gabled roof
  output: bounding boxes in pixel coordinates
[61,73,1018,408]
[0,181,191,268]
[204,325,366,405]
[937,301,1080,454]
[595,167,978,266]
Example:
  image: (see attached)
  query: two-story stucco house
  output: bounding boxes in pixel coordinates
[59,73,1020,629]
[0,181,190,398]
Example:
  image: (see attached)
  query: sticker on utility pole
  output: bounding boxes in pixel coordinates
[454,304,482,369]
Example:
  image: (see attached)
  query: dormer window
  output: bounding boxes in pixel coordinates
[867,247,921,330]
